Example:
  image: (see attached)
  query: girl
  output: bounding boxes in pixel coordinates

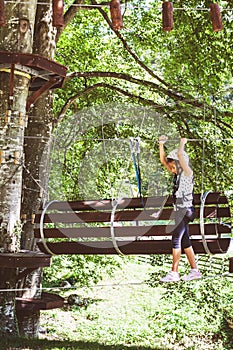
[158,135,201,282]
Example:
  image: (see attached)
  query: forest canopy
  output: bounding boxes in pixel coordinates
[50,0,233,202]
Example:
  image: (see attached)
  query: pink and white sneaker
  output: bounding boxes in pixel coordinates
[182,269,201,281]
[159,271,180,283]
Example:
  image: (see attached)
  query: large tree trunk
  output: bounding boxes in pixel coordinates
[20,1,56,260]
[18,1,57,337]
[0,1,37,336]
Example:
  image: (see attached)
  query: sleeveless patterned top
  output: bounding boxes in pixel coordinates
[175,171,194,208]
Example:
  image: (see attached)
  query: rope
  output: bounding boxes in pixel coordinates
[129,137,143,201]
[44,137,233,143]
[201,139,205,195]
[101,116,114,201]
[22,164,48,198]
[0,281,148,293]
[214,108,219,192]
[201,104,206,195]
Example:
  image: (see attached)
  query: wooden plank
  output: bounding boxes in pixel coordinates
[37,238,231,255]
[38,196,174,212]
[217,207,231,217]
[0,251,51,268]
[35,225,171,238]
[200,192,228,205]
[37,209,161,224]
[36,206,229,225]
[37,240,174,255]
[36,208,172,224]
[37,193,228,212]
[34,223,231,239]
[37,192,228,211]
[16,292,64,314]
[0,50,67,77]
[192,238,231,254]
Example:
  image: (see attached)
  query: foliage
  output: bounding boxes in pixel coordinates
[51,0,233,202]
[49,102,180,200]
[42,254,124,288]
[146,275,233,348]
[2,260,233,349]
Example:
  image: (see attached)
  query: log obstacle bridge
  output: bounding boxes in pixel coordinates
[35,191,232,263]
[0,191,232,314]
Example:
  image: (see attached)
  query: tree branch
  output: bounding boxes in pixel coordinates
[91,0,172,88]
[56,81,232,137]
[56,82,166,123]
[67,70,205,107]
[54,1,233,134]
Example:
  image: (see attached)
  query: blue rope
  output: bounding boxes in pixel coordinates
[129,138,143,205]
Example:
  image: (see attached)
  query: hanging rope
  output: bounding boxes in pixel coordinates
[201,104,206,195]
[101,116,115,201]
[213,108,219,192]
[129,137,143,202]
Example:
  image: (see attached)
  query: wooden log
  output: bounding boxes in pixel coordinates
[110,0,123,31]
[37,193,229,212]
[0,251,51,268]
[162,2,173,32]
[52,0,64,27]
[16,292,64,315]
[37,238,231,255]
[35,206,231,225]
[210,3,223,32]
[34,222,231,239]
[38,196,173,212]
[35,193,231,256]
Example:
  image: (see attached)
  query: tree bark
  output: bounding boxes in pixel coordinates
[18,0,57,338]
[0,1,36,336]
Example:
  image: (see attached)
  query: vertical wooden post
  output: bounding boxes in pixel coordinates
[162,2,173,32]
[52,0,64,28]
[110,0,123,31]
[210,3,223,32]
[0,0,6,27]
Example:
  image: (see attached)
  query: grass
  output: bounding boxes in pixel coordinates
[1,257,233,349]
